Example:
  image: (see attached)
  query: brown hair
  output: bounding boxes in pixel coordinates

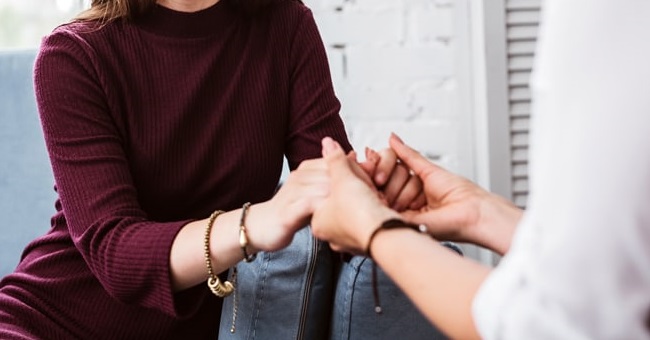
[75,0,283,24]
[75,0,151,23]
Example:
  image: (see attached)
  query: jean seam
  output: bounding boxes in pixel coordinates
[251,252,270,339]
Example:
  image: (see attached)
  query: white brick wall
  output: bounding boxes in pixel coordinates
[304,0,476,178]
[286,1,495,264]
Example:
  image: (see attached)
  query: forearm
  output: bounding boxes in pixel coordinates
[370,229,491,340]
[170,208,247,291]
[170,199,305,291]
[475,193,523,255]
[170,203,276,291]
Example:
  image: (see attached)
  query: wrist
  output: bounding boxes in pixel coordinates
[475,194,523,255]
[363,216,434,315]
[238,202,265,254]
[206,210,251,265]
[238,202,257,262]
[357,208,400,253]
[365,213,425,257]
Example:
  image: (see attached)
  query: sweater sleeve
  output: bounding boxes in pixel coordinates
[33,28,198,318]
[284,6,352,169]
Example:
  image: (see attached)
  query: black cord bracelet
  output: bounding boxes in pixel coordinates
[366,218,428,259]
[366,218,429,314]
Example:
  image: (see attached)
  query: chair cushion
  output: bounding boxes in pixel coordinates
[0,50,56,277]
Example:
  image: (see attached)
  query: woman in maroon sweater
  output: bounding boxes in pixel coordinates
[0,0,354,338]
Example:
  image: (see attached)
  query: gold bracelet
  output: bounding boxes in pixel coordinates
[239,202,257,262]
[204,210,234,297]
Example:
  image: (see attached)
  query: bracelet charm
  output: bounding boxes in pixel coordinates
[204,210,235,298]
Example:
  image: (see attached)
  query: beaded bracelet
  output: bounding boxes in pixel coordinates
[239,202,257,262]
[204,210,235,297]
[366,218,429,314]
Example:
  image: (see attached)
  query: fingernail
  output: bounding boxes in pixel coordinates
[375,172,386,184]
[348,150,358,162]
[322,137,335,156]
[365,147,378,163]
[390,132,404,144]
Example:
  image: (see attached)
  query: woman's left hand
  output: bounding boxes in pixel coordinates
[245,158,331,252]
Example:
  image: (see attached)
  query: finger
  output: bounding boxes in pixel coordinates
[357,147,379,177]
[346,150,359,163]
[329,243,344,253]
[382,163,410,205]
[322,136,346,158]
[378,192,389,206]
[322,137,360,180]
[373,147,398,187]
[391,173,423,211]
[408,192,426,210]
[389,133,439,178]
[348,151,376,188]
[322,138,377,188]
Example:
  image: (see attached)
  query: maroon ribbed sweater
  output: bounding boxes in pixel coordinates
[0,1,350,338]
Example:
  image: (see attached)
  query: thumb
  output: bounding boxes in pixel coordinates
[321,136,346,158]
[322,137,375,187]
[388,133,433,177]
[357,147,379,177]
[321,137,353,178]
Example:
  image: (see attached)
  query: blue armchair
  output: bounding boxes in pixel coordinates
[0,50,56,278]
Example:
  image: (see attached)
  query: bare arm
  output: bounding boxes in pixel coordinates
[371,227,490,340]
[171,158,330,291]
[311,136,504,339]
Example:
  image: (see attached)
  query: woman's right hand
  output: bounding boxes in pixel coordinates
[311,137,400,254]
[389,134,523,255]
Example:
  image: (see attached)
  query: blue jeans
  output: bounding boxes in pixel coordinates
[330,256,448,339]
[218,227,334,340]
[218,226,454,339]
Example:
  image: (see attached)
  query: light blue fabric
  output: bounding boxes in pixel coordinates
[219,226,334,340]
[0,50,55,278]
[218,221,459,339]
[330,256,448,340]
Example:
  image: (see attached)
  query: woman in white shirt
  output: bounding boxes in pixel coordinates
[310,0,650,338]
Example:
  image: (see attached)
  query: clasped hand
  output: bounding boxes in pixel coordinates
[252,133,522,257]
[311,134,523,256]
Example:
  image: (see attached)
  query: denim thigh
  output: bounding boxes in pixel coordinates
[330,256,448,340]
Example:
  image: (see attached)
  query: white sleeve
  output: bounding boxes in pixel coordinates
[472,0,650,339]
